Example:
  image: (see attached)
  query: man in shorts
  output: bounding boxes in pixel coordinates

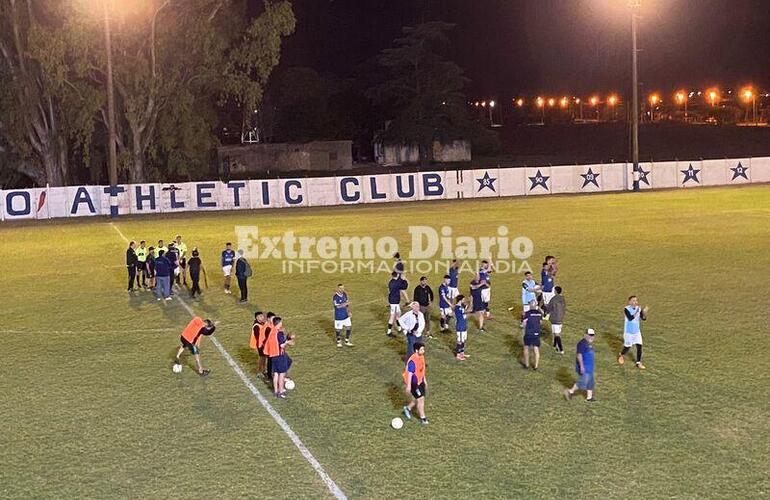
[221,242,236,294]
[618,295,649,369]
[402,342,429,425]
[521,300,542,370]
[173,317,216,376]
[333,283,353,347]
[386,271,409,337]
[546,286,566,354]
[565,328,597,402]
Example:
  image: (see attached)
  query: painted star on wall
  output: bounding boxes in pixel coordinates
[528,169,550,191]
[476,171,497,192]
[681,164,701,185]
[580,168,601,188]
[730,162,749,180]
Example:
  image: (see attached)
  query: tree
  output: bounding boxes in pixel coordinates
[0,0,101,186]
[369,21,497,164]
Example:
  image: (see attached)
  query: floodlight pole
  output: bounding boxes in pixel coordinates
[630,0,641,192]
[103,0,119,217]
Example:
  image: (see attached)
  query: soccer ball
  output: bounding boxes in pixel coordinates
[391,417,404,430]
[284,378,296,390]
[172,363,182,374]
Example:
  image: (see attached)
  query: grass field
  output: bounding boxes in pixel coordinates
[2,185,770,499]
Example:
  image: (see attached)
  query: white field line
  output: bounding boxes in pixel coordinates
[110,223,347,500]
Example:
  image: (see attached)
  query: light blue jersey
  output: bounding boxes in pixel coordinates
[522,279,537,305]
[624,305,641,334]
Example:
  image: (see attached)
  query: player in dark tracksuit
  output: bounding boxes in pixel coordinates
[126,241,138,292]
[187,249,206,298]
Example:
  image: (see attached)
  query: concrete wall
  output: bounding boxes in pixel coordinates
[375,141,472,165]
[218,141,353,175]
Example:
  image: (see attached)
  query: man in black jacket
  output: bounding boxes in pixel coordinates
[126,241,138,293]
[235,249,252,303]
[413,276,434,338]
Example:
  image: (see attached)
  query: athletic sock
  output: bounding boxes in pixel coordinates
[335,331,341,342]
[555,336,563,352]
[387,323,393,334]
[621,346,630,356]
[346,329,351,340]
[636,344,643,363]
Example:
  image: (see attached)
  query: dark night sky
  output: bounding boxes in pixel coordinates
[273,0,770,98]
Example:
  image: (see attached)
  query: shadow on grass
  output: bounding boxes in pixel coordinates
[315,318,337,346]
[386,381,407,409]
[555,366,574,388]
[503,332,526,367]
[605,334,623,353]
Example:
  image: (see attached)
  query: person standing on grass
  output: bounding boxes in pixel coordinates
[166,242,179,296]
[520,271,540,313]
[135,240,148,289]
[258,312,276,379]
[221,242,236,294]
[448,259,460,299]
[469,278,487,333]
[126,241,138,293]
[438,275,453,332]
[173,316,216,376]
[521,300,543,370]
[154,250,172,301]
[234,249,252,303]
[618,295,648,369]
[453,294,470,361]
[565,328,597,402]
[398,302,425,359]
[541,260,555,308]
[156,239,168,257]
[333,284,353,348]
[174,235,188,286]
[146,246,156,290]
[546,286,566,354]
[250,311,268,377]
[402,342,429,425]
[413,276,434,338]
[393,252,405,277]
[478,260,493,318]
[386,271,410,337]
[187,248,207,299]
[264,316,294,398]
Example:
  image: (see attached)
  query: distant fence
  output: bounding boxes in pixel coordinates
[2,157,768,221]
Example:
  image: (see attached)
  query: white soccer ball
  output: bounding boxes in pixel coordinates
[284,378,296,390]
[172,363,182,374]
[391,417,404,430]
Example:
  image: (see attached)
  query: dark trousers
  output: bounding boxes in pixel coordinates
[127,266,136,291]
[190,272,201,297]
[237,276,248,300]
[406,333,417,360]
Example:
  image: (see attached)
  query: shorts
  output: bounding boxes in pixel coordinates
[179,257,187,268]
[523,334,541,347]
[270,354,292,374]
[180,336,200,355]
[222,265,233,277]
[136,262,146,272]
[577,372,595,391]
[419,305,431,318]
[623,332,643,347]
[389,304,401,315]
[481,288,491,303]
[440,307,453,317]
[173,267,181,277]
[542,291,555,305]
[456,330,467,343]
[448,287,459,299]
[410,381,426,399]
[551,324,562,335]
[334,317,352,330]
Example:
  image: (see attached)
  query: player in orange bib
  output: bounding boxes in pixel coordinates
[174,316,216,376]
[402,342,429,425]
[250,311,269,377]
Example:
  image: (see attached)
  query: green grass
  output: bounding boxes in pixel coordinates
[2,185,770,499]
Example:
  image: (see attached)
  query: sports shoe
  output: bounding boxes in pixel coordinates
[278,392,287,399]
[198,369,210,377]
[402,406,412,420]
[419,418,429,425]
[586,398,597,403]
[479,328,486,334]
[386,332,395,338]
[564,389,572,401]
[165,297,172,301]
[636,362,646,370]
[617,355,625,365]
[344,340,354,347]
[336,340,343,348]
[455,353,465,361]
[156,297,162,301]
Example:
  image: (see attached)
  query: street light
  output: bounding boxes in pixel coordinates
[648,93,659,122]
[559,97,569,109]
[536,96,545,124]
[630,0,641,191]
[706,88,719,107]
[101,0,119,217]
[608,94,618,121]
[675,91,688,121]
[590,96,599,120]
[547,97,556,107]
[741,86,757,123]
[516,98,524,107]
[488,100,496,126]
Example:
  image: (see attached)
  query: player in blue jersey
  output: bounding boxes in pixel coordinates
[453,294,471,360]
[221,242,236,294]
[387,271,410,337]
[521,300,543,370]
[448,259,460,299]
[333,283,353,348]
[478,260,493,318]
[469,278,487,333]
[519,271,540,314]
[393,252,405,277]
[438,275,453,332]
[541,261,555,306]
[618,295,649,369]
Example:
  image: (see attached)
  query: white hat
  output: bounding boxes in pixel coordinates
[586,328,596,336]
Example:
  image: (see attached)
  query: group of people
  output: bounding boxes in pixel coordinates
[125,239,254,303]
[378,254,649,421]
